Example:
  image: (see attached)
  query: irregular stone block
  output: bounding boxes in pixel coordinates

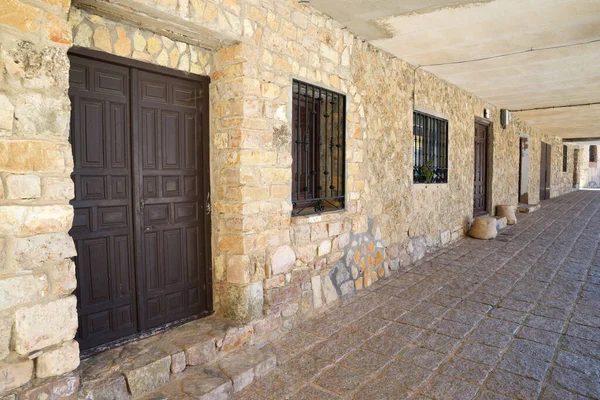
[310,223,328,242]
[469,216,498,240]
[0,317,11,361]
[79,374,130,400]
[36,340,80,378]
[411,236,427,260]
[321,275,338,305]
[0,238,4,268]
[221,281,264,322]
[497,205,517,225]
[0,94,15,132]
[0,141,67,173]
[48,260,77,296]
[41,177,74,200]
[340,280,354,297]
[0,205,73,236]
[327,221,341,237]
[0,274,48,312]
[13,296,78,354]
[123,356,170,397]
[440,230,451,245]
[333,262,349,284]
[171,351,186,374]
[16,374,79,399]
[222,325,254,352]
[338,232,350,248]
[218,347,276,392]
[179,367,232,399]
[0,0,42,34]
[184,338,218,366]
[295,244,317,263]
[13,93,70,139]
[0,360,32,394]
[74,23,92,48]
[311,275,322,309]
[518,204,540,214]
[318,240,331,256]
[6,42,69,90]
[5,175,40,199]
[496,217,507,230]
[12,232,76,268]
[270,245,295,275]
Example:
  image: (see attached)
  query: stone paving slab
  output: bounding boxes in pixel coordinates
[236,191,600,399]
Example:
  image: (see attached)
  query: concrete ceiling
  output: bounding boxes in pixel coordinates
[308,0,600,139]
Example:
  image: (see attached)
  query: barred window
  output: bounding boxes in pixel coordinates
[413,111,448,184]
[590,145,597,162]
[563,145,568,172]
[292,80,345,216]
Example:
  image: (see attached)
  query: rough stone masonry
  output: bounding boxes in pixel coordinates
[0,0,582,394]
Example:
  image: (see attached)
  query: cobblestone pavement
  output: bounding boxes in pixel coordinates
[236,191,600,400]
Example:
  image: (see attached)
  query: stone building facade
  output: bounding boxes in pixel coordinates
[579,145,600,188]
[0,0,582,394]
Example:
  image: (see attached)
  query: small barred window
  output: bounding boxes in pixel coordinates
[413,111,449,184]
[291,80,346,216]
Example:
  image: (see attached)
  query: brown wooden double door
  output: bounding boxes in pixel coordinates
[473,121,489,215]
[68,53,211,352]
[540,142,551,201]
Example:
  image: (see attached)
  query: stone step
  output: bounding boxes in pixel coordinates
[141,347,276,399]
[518,203,541,213]
[76,317,274,399]
[217,346,276,393]
[140,366,233,400]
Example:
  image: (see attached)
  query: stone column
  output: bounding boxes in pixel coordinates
[211,43,270,322]
[0,0,79,395]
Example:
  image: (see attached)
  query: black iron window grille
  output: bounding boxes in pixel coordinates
[590,145,597,162]
[563,145,568,172]
[292,80,346,216]
[413,111,448,184]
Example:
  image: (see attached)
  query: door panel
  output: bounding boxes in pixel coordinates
[473,122,488,215]
[546,144,551,200]
[134,70,208,331]
[540,142,551,201]
[69,54,211,352]
[69,56,137,351]
[518,137,530,204]
[573,149,579,187]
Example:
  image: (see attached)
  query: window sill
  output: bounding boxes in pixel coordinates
[413,183,449,190]
[291,207,347,223]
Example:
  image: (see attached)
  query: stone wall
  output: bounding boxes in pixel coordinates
[0,0,580,394]
[0,0,79,394]
[580,145,600,188]
[517,121,577,203]
[70,8,213,77]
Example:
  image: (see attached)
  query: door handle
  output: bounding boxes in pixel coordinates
[144,226,153,232]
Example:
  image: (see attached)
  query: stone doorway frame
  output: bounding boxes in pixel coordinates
[67,46,215,356]
[519,133,530,203]
[474,116,494,215]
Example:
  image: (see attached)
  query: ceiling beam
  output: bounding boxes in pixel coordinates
[563,138,600,142]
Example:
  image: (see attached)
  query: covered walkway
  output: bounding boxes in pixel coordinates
[237,191,600,399]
